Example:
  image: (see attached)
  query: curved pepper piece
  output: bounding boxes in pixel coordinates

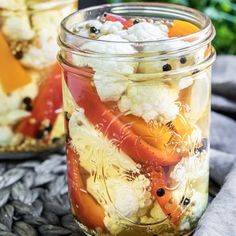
[119,115,173,151]
[65,71,180,166]
[67,146,105,229]
[0,32,31,93]
[104,13,126,23]
[17,64,62,140]
[168,20,199,37]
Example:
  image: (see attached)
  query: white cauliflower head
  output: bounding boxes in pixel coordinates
[93,72,130,101]
[2,16,34,41]
[124,22,168,42]
[100,21,124,35]
[118,82,179,123]
[72,34,138,75]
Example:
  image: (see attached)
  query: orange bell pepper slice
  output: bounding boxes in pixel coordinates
[67,146,105,229]
[0,32,31,93]
[64,71,181,166]
[119,115,173,151]
[168,20,199,37]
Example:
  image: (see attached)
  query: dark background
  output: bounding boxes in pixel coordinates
[80,0,105,9]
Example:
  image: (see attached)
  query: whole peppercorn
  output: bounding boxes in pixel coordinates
[133,19,140,24]
[22,97,33,111]
[22,97,32,105]
[162,64,172,72]
[14,50,24,59]
[183,198,191,206]
[90,26,100,34]
[180,56,187,64]
[156,188,165,197]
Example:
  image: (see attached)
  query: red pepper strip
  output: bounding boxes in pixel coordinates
[105,13,126,23]
[104,13,133,29]
[122,20,134,29]
[17,64,62,139]
[146,164,182,225]
[67,146,105,229]
[64,72,180,166]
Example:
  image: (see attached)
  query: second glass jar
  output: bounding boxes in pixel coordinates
[0,0,77,156]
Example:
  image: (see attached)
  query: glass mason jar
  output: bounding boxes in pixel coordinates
[0,0,77,158]
[58,3,216,236]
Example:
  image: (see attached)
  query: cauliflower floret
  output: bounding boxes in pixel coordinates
[20,10,61,69]
[2,16,34,41]
[0,0,26,10]
[170,152,209,227]
[0,110,29,126]
[100,21,123,35]
[14,81,38,100]
[170,152,209,187]
[169,152,209,230]
[0,92,21,114]
[0,126,23,146]
[106,178,140,217]
[93,72,130,101]
[73,34,138,74]
[0,126,14,146]
[118,82,179,123]
[31,10,61,30]
[21,28,58,69]
[124,22,168,42]
[0,81,38,120]
[190,191,208,220]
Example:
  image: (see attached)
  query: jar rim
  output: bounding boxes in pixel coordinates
[59,2,215,56]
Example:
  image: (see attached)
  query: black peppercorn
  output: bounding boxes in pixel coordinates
[156,188,165,197]
[183,198,190,206]
[133,19,140,24]
[22,97,32,105]
[162,64,172,71]
[90,26,100,34]
[180,56,187,64]
[14,50,24,59]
